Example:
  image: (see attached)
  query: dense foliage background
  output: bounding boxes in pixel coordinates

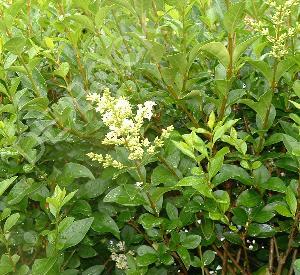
[0,0,299,274]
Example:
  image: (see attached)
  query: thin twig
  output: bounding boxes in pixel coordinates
[269,238,274,274]
[222,242,228,275]
[288,249,298,275]
[212,245,237,275]
[273,237,280,263]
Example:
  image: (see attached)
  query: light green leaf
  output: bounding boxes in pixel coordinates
[0,254,20,275]
[69,14,95,31]
[274,204,293,217]
[239,90,272,123]
[136,253,158,267]
[259,177,286,193]
[177,247,191,269]
[57,163,95,186]
[32,257,59,275]
[247,60,272,84]
[275,58,295,82]
[103,185,147,206]
[208,147,230,180]
[294,259,300,275]
[166,202,178,220]
[0,176,18,197]
[181,235,201,249]
[207,111,215,130]
[202,250,215,266]
[213,119,238,144]
[138,213,163,230]
[173,141,195,160]
[176,176,213,198]
[202,42,229,67]
[286,186,297,216]
[233,36,259,64]
[4,37,26,55]
[54,62,70,78]
[212,164,251,186]
[21,97,49,112]
[223,2,245,34]
[4,213,20,232]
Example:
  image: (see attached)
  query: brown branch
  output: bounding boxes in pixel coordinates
[212,245,237,275]
[222,243,229,275]
[288,249,298,275]
[276,213,300,274]
[273,237,280,263]
[269,238,274,274]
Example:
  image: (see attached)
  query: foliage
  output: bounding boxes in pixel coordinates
[0,0,299,274]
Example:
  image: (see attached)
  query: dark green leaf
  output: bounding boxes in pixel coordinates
[91,212,120,238]
[60,217,94,249]
[237,190,261,208]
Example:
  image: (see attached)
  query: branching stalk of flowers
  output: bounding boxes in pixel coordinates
[86,88,173,171]
[245,0,299,153]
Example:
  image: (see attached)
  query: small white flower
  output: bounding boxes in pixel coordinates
[216,265,222,270]
[87,93,100,102]
[197,219,201,224]
[252,240,256,244]
[116,241,126,251]
[220,237,225,241]
[135,182,143,188]
[249,245,254,250]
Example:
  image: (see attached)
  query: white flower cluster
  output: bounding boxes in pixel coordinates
[111,252,128,270]
[87,88,174,168]
[244,0,299,59]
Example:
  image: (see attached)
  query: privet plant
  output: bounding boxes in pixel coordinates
[0,0,299,274]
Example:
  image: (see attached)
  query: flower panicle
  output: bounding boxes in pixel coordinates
[244,0,300,59]
[87,89,174,169]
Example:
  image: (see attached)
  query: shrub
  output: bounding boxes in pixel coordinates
[0,0,299,274]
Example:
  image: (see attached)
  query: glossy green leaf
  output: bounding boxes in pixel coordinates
[91,212,120,238]
[0,176,18,197]
[32,257,59,275]
[202,250,215,266]
[176,176,213,198]
[103,185,147,206]
[248,223,275,238]
[3,213,20,232]
[60,217,94,249]
[237,190,261,208]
